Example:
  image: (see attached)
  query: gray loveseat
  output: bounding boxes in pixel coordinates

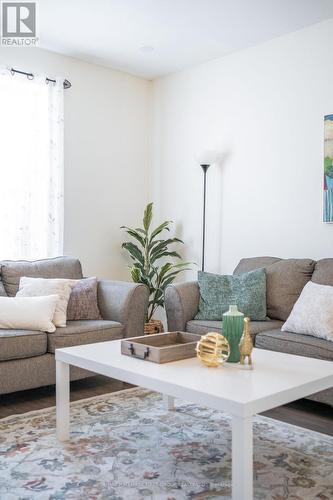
[0,256,149,395]
[165,256,333,407]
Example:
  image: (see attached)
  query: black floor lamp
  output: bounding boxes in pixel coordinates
[200,163,210,272]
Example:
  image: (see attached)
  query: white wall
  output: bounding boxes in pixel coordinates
[0,47,151,279]
[152,18,333,278]
[2,19,333,284]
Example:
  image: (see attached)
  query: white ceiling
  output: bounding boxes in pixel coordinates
[39,0,333,79]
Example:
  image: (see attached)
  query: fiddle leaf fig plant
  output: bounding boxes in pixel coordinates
[121,202,191,322]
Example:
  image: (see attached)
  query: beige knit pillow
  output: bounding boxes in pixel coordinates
[16,277,76,328]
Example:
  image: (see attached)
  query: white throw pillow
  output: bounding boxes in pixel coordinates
[16,277,76,327]
[0,295,59,333]
[282,281,333,341]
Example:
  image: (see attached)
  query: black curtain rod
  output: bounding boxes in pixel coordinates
[10,68,71,89]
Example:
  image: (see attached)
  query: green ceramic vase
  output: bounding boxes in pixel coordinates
[222,305,244,363]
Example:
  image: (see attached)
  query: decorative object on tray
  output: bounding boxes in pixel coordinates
[121,202,192,333]
[222,305,244,362]
[195,332,230,367]
[239,317,253,368]
[144,318,164,335]
[121,331,200,363]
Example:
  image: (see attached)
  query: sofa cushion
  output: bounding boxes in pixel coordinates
[195,268,267,321]
[282,281,333,342]
[0,282,7,296]
[255,329,333,362]
[234,256,281,272]
[0,353,93,395]
[17,277,75,328]
[234,257,315,321]
[0,266,7,296]
[47,320,124,353]
[0,329,47,361]
[186,319,283,337]
[312,258,333,286]
[1,256,83,297]
[0,295,58,333]
[67,277,102,321]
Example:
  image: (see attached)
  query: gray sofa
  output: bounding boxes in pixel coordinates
[0,256,149,395]
[165,256,333,407]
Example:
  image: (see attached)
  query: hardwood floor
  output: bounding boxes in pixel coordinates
[0,376,133,418]
[262,399,333,436]
[0,376,332,436]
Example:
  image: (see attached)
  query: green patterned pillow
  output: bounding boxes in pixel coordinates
[195,268,267,321]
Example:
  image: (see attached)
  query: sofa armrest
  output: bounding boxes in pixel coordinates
[98,280,149,338]
[164,281,200,332]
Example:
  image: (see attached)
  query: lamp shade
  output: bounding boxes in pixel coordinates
[196,150,218,166]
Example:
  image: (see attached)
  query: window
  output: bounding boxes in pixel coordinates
[0,69,64,260]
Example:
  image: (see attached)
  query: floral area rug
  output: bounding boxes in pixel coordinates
[0,387,332,499]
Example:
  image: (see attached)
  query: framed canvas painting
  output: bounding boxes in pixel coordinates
[324,114,333,222]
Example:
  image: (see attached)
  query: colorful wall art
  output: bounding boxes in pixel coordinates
[324,115,333,222]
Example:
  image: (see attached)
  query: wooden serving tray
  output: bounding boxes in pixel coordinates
[121,332,201,364]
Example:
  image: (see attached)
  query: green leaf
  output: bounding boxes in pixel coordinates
[160,277,178,289]
[161,269,191,286]
[163,251,182,259]
[160,264,192,284]
[131,267,141,282]
[149,221,171,241]
[157,262,173,281]
[150,250,182,264]
[135,228,146,235]
[149,237,183,254]
[141,276,152,288]
[122,242,144,265]
[170,261,193,268]
[131,262,145,274]
[121,226,145,246]
[150,298,164,309]
[143,203,153,232]
[149,238,163,249]
[150,241,168,257]
[147,268,155,279]
[153,289,163,300]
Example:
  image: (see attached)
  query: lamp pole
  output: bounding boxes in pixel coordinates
[201,164,210,271]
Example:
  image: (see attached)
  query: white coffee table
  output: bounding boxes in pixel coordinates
[55,341,333,500]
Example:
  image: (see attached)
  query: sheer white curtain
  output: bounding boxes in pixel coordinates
[0,69,64,260]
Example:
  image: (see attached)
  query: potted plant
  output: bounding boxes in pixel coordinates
[121,203,191,334]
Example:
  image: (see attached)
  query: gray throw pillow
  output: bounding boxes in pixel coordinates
[195,268,267,321]
[67,277,102,321]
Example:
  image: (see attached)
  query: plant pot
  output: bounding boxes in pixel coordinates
[144,319,164,335]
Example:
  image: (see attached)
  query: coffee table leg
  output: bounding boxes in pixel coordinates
[56,360,70,441]
[232,415,253,500]
[163,394,175,410]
